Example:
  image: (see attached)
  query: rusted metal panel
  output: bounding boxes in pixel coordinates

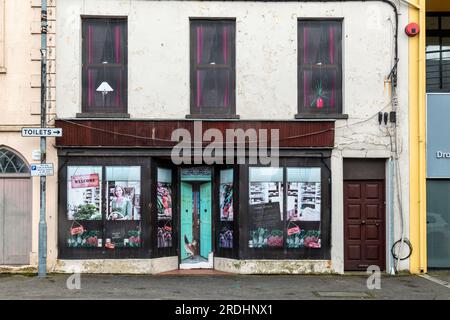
[55,120,335,148]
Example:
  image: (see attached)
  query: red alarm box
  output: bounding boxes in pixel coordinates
[405,23,420,37]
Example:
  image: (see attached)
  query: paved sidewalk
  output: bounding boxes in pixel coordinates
[0,273,448,300]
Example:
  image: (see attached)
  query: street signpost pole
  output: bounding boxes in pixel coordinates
[38,0,48,278]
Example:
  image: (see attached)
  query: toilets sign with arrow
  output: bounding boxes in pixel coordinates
[21,127,63,137]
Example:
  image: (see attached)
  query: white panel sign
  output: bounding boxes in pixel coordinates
[32,150,41,161]
[22,128,63,137]
[30,164,54,177]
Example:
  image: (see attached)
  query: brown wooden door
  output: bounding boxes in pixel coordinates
[344,180,385,271]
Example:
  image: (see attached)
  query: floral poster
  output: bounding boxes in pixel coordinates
[157,224,173,248]
[67,223,102,248]
[219,225,233,249]
[157,182,173,220]
[220,183,233,221]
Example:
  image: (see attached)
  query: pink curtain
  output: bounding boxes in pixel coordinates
[223,26,228,65]
[115,25,121,107]
[88,26,93,107]
[329,26,336,108]
[303,27,309,108]
[196,26,203,109]
[223,26,229,108]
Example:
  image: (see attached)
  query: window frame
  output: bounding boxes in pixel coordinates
[189,18,238,119]
[297,18,345,119]
[80,17,128,116]
[239,157,331,260]
[58,157,150,259]
[426,13,450,93]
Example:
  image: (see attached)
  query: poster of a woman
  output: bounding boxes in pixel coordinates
[108,185,133,220]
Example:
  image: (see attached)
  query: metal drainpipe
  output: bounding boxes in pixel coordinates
[388,158,395,274]
[38,0,48,278]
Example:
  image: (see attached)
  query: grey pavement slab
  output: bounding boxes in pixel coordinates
[0,274,448,300]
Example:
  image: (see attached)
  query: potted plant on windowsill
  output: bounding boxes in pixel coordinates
[311,80,327,109]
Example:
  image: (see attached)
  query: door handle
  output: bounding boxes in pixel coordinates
[361,220,366,224]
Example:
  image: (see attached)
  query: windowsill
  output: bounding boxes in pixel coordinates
[76,112,131,119]
[186,114,241,120]
[295,113,348,120]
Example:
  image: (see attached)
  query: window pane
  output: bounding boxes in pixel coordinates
[104,166,141,249]
[220,169,234,222]
[66,166,103,248]
[287,168,321,249]
[302,69,340,111]
[157,168,173,248]
[191,20,235,114]
[85,67,126,110]
[0,148,29,174]
[85,19,126,65]
[82,18,127,113]
[426,16,439,30]
[442,17,450,30]
[426,37,440,60]
[219,169,234,249]
[195,69,231,110]
[195,23,231,65]
[299,20,342,114]
[67,166,102,221]
[249,167,284,249]
[427,180,450,268]
[106,166,141,221]
[299,21,341,66]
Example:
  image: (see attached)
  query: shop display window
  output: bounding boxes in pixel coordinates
[65,165,141,250]
[247,166,324,252]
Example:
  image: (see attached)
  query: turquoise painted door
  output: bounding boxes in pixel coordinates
[199,182,212,259]
[180,182,193,261]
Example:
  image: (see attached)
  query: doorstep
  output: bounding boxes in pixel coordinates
[156,269,234,276]
[0,265,37,274]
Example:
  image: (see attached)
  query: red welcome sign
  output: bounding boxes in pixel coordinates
[287,226,300,236]
[71,174,99,189]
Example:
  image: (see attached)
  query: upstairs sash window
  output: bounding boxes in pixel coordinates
[190,20,236,116]
[82,18,127,114]
[298,20,342,115]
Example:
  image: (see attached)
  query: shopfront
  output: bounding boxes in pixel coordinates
[426,94,450,268]
[55,119,334,273]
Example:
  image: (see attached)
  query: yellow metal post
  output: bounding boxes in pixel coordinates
[409,0,427,274]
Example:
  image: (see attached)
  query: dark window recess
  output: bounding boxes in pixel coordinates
[82,18,128,114]
[426,14,450,92]
[190,20,236,116]
[298,20,343,116]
